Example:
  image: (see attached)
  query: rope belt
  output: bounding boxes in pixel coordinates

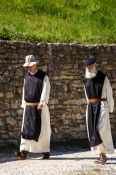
[88,98,107,103]
[26,102,39,106]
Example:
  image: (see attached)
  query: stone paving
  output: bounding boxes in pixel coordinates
[0,149,116,175]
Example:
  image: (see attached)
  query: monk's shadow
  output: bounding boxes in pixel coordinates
[106,157,116,164]
[30,150,116,164]
[46,155,116,165]
[0,151,80,163]
[29,149,95,160]
[0,149,116,164]
[0,153,21,164]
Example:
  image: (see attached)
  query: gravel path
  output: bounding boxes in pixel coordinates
[0,149,116,175]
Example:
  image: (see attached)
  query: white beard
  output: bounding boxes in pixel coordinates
[85,69,97,79]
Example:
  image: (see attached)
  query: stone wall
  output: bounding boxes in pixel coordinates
[0,40,116,145]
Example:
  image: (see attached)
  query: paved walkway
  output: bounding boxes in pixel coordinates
[0,149,116,175]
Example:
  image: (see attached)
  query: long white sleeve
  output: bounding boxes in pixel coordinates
[40,75,51,105]
[84,86,88,103]
[102,76,114,113]
[21,80,26,108]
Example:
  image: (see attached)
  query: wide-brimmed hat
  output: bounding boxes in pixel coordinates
[23,55,39,67]
[84,58,96,66]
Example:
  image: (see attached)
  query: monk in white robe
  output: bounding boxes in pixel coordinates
[16,55,51,159]
[83,58,114,164]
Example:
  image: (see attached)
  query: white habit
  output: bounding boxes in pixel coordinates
[20,75,51,153]
[85,76,114,154]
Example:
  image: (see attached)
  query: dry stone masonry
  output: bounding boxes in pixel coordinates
[0,40,116,145]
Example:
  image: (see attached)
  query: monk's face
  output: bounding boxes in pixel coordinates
[86,64,96,73]
[27,64,38,73]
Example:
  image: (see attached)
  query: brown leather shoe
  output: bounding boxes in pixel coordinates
[15,150,28,160]
[42,152,50,159]
[94,153,107,165]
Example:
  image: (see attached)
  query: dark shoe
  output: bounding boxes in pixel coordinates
[94,153,107,165]
[15,151,21,157]
[42,152,50,159]
[15,150,28,160]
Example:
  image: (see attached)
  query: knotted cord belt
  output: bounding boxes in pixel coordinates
[88,98,107,103]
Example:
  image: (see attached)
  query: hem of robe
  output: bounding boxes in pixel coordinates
[91,144,114,155]
[91,150,114,155]
[20,137,51,153]
[86,102,114,156]
[20,105,51,153]
[20,147,50,153]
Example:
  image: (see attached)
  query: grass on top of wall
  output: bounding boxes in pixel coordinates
[0,0,116,44]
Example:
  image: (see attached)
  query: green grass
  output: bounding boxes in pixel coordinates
[0,0,116,43]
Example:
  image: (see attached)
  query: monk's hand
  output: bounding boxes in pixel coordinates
[37,103,43,110]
